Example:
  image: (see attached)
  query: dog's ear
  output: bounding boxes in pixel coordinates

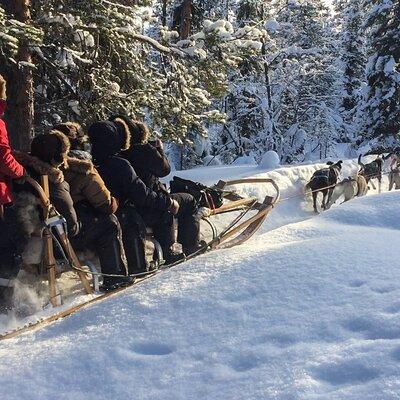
[326,161,333,166]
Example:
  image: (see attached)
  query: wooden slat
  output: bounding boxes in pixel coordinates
[40,176,61,307]
[210,197,257,215]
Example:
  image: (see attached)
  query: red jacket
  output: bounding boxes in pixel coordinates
[0,100,24,204]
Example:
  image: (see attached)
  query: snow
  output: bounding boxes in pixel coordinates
[1,158,400,399]
[259,150,281,169]
[232,155,257,166]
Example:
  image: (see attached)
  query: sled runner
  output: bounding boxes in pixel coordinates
[0,176,279,340]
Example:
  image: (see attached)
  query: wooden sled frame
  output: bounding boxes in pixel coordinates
[26,176,93,306]
[209,178,280,249]
[0,177,280,340]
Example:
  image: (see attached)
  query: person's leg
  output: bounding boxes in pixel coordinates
[73,206,131,289]
[117,206,148,274]
[142,210,184,263]
[171,193,200,254]
[0,206,27,312]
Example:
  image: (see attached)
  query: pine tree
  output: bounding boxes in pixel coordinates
[359,0,400,144]
[337,0,366,120]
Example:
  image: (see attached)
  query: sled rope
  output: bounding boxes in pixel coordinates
[277,170,392,204]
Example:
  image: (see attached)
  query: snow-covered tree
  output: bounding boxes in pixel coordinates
[358,0,400,145]
[337,0,365,121]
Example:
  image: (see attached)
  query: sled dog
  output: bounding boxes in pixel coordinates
[326,174,367,209]
[305,160,343,213]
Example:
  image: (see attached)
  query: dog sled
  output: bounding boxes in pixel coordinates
[0,176,279,340]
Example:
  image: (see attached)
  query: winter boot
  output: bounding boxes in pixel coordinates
[164,249,185,265]
[183,240,208,257]
[100,275,134,292]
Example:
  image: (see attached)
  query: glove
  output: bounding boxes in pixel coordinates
[168,199,180,215]
[13,169,29,185]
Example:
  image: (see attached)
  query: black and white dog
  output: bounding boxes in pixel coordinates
[305,160,343,213]
[358,154,392,193]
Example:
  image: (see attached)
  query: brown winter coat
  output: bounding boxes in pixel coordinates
[63,157,118,214]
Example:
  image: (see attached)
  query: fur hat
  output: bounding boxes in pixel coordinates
[109,114,149,145]
[88,120,131,161]
[30,130,70,168]
[53,122,89,151]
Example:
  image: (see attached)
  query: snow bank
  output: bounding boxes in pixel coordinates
[1,157,398,400]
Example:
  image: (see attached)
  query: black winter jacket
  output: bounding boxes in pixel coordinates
[96,155,172,212]
[121,143,170,194]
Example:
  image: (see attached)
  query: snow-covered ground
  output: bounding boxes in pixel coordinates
[1,158,400,399]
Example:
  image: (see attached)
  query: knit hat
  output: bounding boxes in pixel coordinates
[30,130,70,167]
[53,122,89,151]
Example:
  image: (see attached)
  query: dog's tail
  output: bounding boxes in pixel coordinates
[357,154,364,167]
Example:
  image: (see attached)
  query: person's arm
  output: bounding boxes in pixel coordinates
[121,161,175,212]
[0,121,24,179]
[50,181,80,236]
[128,144,171,178]
[81,169,118,214]
[0,74,24,179]
[148,143,171,177]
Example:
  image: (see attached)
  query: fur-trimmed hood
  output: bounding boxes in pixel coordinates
[66,156,94,175]
[13,151,64,183]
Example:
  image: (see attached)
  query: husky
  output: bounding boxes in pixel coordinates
[358,154,391,193]
[388,154,400,191]
[326,174,368,209]
[305,160,343,213]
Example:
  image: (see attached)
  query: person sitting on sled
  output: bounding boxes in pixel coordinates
[87,119,189,267]
[109,115,202,257]
[0,74,29,311]
[14,129,132,291]
[54,123,132,290]
[53,121,91,160]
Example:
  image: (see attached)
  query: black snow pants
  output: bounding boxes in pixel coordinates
[142,192,200,254]
[118,193,200,273]
[71,203,128,283]
[0,205,28,311]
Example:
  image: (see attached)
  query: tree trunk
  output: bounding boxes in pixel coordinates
[0,0,34,151]
[180,0,192,39]
[162,0,168,26]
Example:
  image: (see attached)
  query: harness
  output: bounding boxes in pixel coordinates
[313,168,330,180]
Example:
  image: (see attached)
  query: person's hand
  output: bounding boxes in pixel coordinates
[13,169,29,185]
[154,139,163,150]
[0,74,6,100]
[168,199,180,215]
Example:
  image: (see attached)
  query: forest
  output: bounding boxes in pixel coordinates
[0,0,399,168]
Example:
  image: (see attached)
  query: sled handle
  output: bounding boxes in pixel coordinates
[26,176,51,208]
[216,178,280,205]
